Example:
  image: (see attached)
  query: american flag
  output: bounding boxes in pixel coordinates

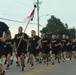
[27,9,35,21]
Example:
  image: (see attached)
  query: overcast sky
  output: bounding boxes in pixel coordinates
[0,0,76,37]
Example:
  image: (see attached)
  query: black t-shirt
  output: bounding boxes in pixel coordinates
[61,39,67,47]
[4,39,13,49]
[29,35,40,48]
[72,42,76,46]
[72,41,76,49]
[41,37,50,49]
[51,39,59,49]
[0,22,9,37]
[66,39,72,50]
[14,33,29,49]
[56,38,61,48]
[66,39,72,46]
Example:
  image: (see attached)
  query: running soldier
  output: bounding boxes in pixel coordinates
[4,36,13,70]
[51,34,61,65]
[41,33,50,65]
[61,34,67,62]
[0,22,11,62]
[29,30,40,69]
[14,26,29,71]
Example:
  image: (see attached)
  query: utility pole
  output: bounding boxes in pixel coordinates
[34,0,42,36]
[37,0,40,36]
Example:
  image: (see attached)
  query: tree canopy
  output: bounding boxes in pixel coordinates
[40,15,76,39]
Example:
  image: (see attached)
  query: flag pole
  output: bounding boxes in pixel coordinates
[16,6,36,51]
[16,19,30,51]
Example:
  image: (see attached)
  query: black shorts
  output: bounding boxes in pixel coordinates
[29,49,39,56]
[42,47,50,54]
[2,48,6,56]
[29,46,40,56]
[66,47,72,52]
[5,48,12,57]
[17,48,26,57]
[52,47,60,55]
[0,42,4,58]
[38,48,42,52]
[72,47,76,51]
[30,51,38,56]
[62,46,67,52]
[0,48,3,58]
[52,49,56,54]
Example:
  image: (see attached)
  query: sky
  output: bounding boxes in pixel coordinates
[0,0,76,38]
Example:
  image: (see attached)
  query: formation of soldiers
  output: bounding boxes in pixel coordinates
[0,22,76,74]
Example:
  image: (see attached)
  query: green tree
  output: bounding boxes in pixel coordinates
[65,23,68,29]
[40,15,69,36]
[68,27,76,39]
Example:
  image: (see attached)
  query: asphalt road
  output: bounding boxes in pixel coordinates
[2,58,76,75]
